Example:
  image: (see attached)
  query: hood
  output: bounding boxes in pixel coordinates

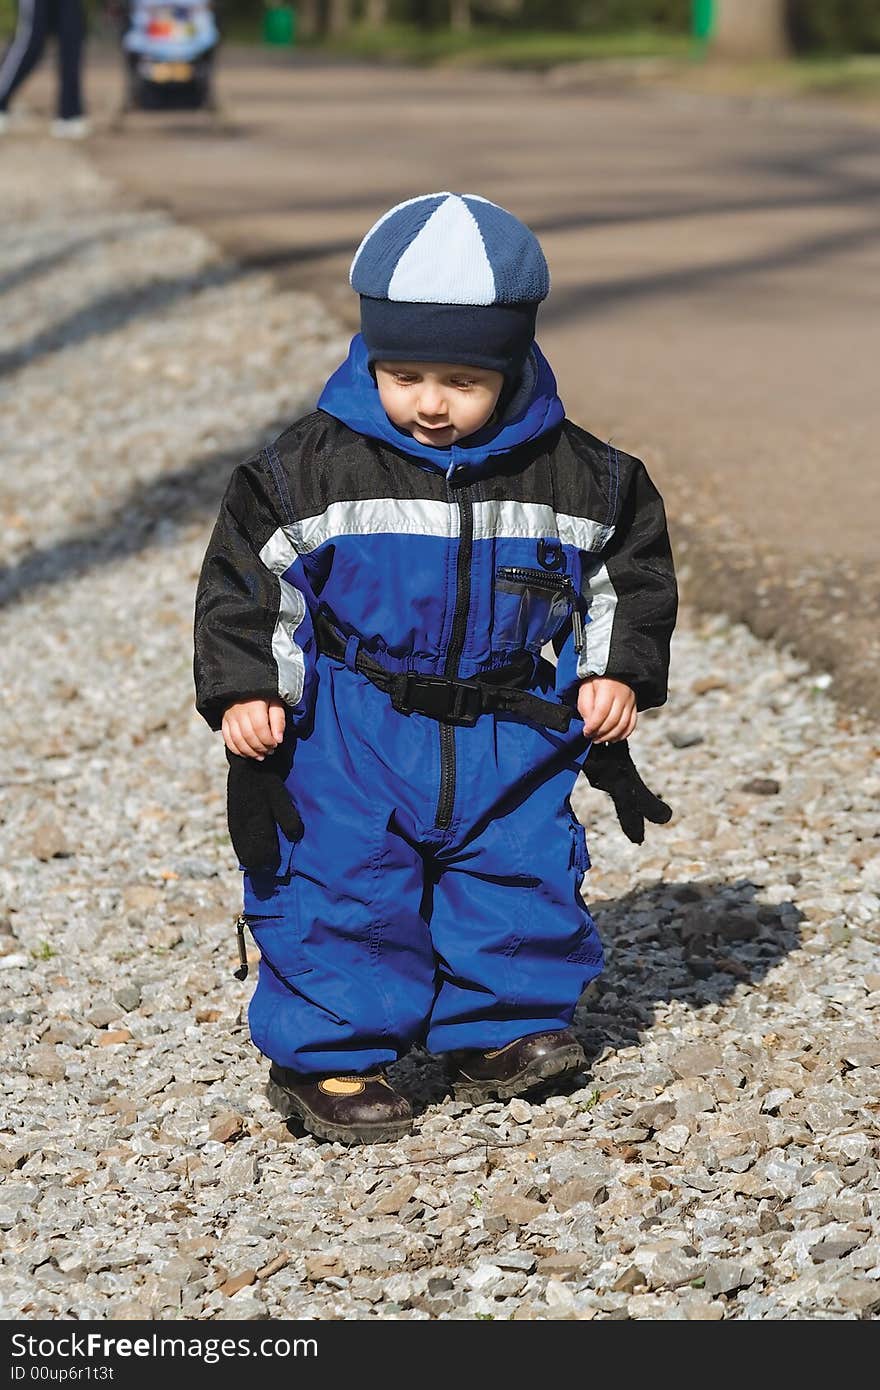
[317,333,564,480]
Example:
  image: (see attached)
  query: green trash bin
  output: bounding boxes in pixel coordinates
[264,3,296,47]
[692,0,715,43]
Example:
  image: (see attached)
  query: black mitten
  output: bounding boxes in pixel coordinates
[226,746,303,872]
[583,740,672,844]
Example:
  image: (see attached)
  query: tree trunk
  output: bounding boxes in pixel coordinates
[450,0,471,34]
[327,0,353,37]
[710,0,789,61]
[364,0,389,25]
[296,0,321,39]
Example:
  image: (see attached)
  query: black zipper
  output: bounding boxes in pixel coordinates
[496,566,585,650]
[435,481,474,829]
[496,565,571,591]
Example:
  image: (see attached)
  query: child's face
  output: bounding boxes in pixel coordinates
[374,360,505,448]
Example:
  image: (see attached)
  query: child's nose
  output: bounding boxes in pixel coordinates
[418,386,447,417]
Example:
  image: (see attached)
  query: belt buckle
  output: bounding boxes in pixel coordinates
[400,673,482,726]
[445,679,482,726]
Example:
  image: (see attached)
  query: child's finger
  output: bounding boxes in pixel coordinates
[242,709,278,755]
[581,688,613,736]
[268,702,286,744]
[236,715,271,759]
[576,683,596,723]
[613,709,637,743]
[597,719,628,743]
[224,725,257,759]
[245,705,274,747]
[595,696,638,743]
[603,716,631,743]
[591,696,626,741]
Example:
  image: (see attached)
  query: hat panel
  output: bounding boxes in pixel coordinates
[463,194,549,304]
[359,298,537,377]
[387,196,496,305]
[349,193,447,298]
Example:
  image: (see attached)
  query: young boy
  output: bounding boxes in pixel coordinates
[194,193,677,1146]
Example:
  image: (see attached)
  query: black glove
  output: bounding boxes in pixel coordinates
[583,740,672,844]
[226,746,303,872]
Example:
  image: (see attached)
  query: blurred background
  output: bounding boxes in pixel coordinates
[2,0,879,716]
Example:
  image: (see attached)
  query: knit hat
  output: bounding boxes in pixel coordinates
[350,192,550,379]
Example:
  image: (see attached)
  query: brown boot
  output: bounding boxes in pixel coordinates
[266,1065,413,1145]
[448,1028,586,1105]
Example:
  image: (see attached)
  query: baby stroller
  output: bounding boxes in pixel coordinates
[115,1,221,120]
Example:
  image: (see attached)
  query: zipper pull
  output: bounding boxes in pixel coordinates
[565,578,586,653]
[571,606,585,654]
[233,915,250,980]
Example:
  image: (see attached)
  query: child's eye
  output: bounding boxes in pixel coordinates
[451,379,476,389]
[394,374,418,385]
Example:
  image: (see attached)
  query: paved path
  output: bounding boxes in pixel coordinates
[18,45,880,716]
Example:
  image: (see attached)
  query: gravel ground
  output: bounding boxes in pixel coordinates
[1,141,879,1323]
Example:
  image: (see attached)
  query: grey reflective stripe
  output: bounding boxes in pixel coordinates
[260,527,298,573]
[259,530,307,706]
[272,580,307,706]
[577,563,618,679]
[557,512,614,553]
[474,500,612,552]
[259,497,616,698]
[282,497,458,552]
[265,498,612,553]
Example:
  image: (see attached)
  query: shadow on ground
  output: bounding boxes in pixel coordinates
[0,410,308,609]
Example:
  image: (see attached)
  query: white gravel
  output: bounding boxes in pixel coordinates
[1,139,878,1322]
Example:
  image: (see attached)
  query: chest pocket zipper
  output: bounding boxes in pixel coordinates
[496,566,585,651]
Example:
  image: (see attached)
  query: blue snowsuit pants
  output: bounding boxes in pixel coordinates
[244,653,604,1075]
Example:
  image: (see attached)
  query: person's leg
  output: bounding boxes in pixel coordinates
[245,797,435,1078]
[52,0,85,120]
[0,0,49,114]
[245,659,437,1079]
[425,720,603,1069]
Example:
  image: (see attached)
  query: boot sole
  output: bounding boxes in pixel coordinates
[452,1041,586,1105]
[266,1077,413,1146]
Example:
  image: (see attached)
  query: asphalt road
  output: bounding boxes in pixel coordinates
[19,45,880,717]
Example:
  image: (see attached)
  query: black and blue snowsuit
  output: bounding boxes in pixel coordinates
[194,336,677,1074]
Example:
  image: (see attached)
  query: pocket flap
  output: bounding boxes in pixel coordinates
[568,819,591,875]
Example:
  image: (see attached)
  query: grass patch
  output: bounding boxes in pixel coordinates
[297,24,693,70]
[248,21,880,105]
[660,50,880,104]
[784,53,880,98]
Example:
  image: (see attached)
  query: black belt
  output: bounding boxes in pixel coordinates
[314,612,577,734]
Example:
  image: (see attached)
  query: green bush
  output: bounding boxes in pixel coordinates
[788,0,880,54]
[175,0,690,34]
[513,1,688,31]
[2,0,877,54]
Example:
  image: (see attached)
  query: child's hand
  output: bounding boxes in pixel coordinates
[222,697,286,760]
[577,678,637,743]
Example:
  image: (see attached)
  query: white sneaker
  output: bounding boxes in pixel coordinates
[50,117,90,139]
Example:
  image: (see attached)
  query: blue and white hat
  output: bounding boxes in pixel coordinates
[350,192,550,378]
